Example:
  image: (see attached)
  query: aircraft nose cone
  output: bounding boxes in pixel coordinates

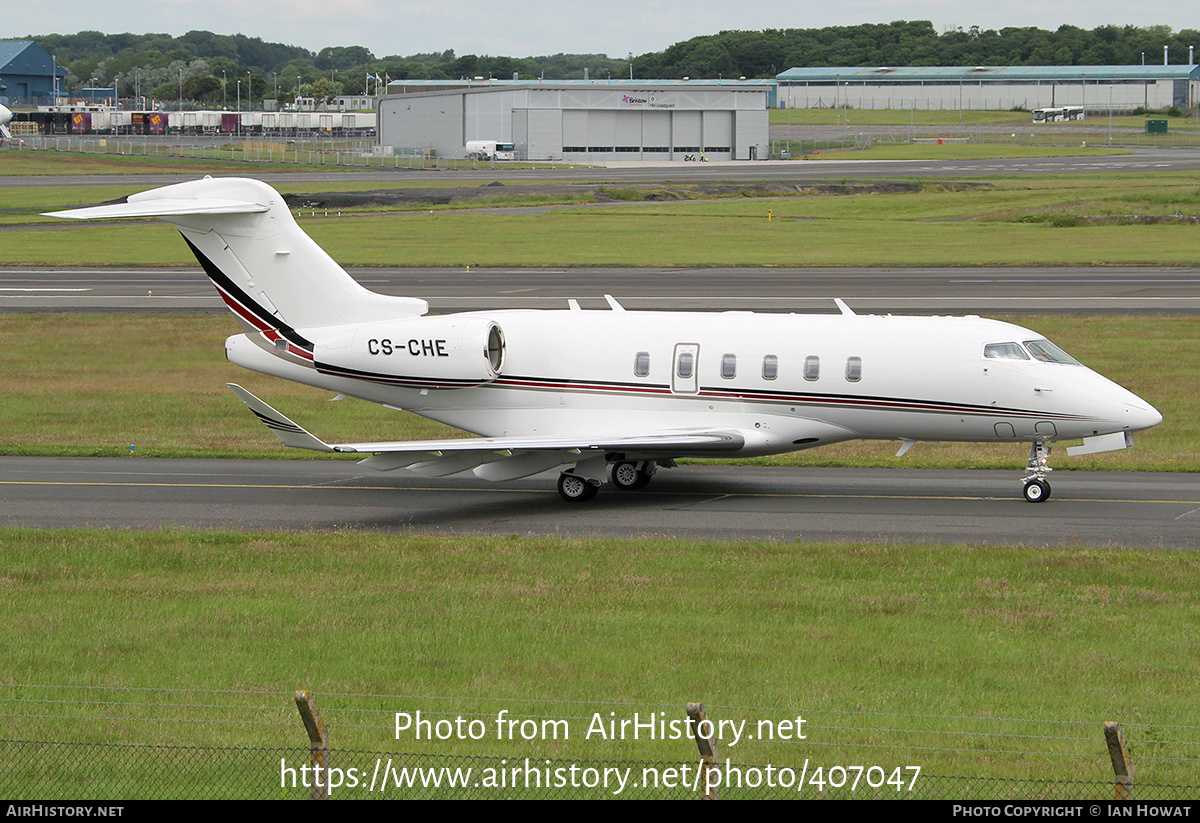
[1125,400,1163,432]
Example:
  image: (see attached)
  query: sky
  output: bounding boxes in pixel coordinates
[5,0,1198,60]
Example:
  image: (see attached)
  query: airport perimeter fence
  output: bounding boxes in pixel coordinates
[2,684,1198,800]
[9,127,1200,170]
[2,136,576,170]
[4,738,1198,800]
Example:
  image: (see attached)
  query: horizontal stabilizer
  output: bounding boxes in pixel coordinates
[45,199,268,220]
[227,384,336,453]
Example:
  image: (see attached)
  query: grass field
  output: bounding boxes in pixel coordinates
[4,528,1198,791]
[801,143,1130,160]
[5,171,1200,267]
[0,148,340,176]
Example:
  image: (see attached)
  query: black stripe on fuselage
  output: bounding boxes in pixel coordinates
[181,235,313,353]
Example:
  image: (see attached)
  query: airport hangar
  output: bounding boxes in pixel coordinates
[775,65,1200,113]
[376,79,773,162]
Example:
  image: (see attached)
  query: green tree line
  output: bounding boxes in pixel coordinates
[634,22,1200,78]
[21,21,1200,104]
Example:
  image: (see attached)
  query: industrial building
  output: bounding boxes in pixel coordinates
[0,40,67,105]
[775,65,1200,113]
[377,79,772,161]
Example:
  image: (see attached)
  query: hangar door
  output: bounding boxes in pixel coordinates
[672,111,702,154]
[642,111,671,155]
[702,111,733,159]
[557,108,733,160]
[513,109,563,160]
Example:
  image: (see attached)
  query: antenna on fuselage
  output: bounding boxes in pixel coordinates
[834,298,855,316]
[604,294,626,312]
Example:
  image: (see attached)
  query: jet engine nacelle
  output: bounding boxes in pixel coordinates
[314,316,505,389]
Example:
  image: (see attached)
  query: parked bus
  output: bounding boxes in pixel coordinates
[1033,106,1085,123]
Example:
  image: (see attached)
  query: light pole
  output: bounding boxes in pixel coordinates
[178,68,183,111]
[222,71,226,109]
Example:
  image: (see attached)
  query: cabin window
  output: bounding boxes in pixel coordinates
[677,352,694,379]
[804,355,820,381]
[845,356,862,382]
[1024,339,1080,365]
[983,342,1029,361]
[634,351,650,377]
[762,354,778,380]
[721,353,737,379]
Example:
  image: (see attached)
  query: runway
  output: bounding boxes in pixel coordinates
[3,146,1200,189]
[3,265,1199,314]
[1,457,1195,548]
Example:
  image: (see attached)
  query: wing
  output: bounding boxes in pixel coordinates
[227,384,744,481]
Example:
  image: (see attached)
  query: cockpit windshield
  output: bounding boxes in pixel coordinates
[1023,339,1080,365]
[983,342,1029,361]
[983,339,1081,365]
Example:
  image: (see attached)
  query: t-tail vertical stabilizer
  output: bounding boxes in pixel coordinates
[45,177,428,333]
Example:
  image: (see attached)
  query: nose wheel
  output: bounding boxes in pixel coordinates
[1021,441,1053,503]
[1022,478,1051,503]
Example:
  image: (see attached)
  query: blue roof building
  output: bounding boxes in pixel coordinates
[0,40,68,105]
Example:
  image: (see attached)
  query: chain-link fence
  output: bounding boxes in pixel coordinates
[4,738,1198,799]
[3,685,1197,800]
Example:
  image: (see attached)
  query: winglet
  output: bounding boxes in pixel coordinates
[227,383,337,453]
[834,298,856,316]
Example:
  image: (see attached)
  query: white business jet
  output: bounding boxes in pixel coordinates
[48,177,1162,503]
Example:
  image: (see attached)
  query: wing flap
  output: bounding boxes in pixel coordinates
[333,430,743,455]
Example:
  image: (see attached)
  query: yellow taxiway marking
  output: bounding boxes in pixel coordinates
[1,479,1196,506]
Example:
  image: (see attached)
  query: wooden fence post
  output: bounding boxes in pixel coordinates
[1104,721,1133,800]
[687,702,720,800]
[295,689,330,800]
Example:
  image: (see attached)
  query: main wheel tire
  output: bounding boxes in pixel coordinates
[610,461,644,491]
[611,461,653,490]
[558,472,598,502]
[1022,479,1051,503]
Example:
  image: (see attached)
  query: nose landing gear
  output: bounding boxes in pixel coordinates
[1021,440,1053,503]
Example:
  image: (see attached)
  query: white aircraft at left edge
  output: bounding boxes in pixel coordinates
[0,104,14,141]
[48,176,1162,503]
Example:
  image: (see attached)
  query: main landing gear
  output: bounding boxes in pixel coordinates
[610,460,655,491]
[557,472,598,502]
[1021,440,1053,503]
[557,460,659,502]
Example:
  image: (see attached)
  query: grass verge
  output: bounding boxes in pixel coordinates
[3,527,1198,790]
[6,171,1200,267]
